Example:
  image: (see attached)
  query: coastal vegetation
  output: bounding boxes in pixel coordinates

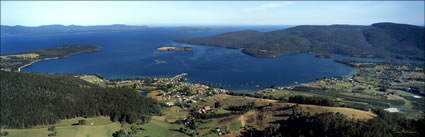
[176,22,424,60]
[0,45,101,71]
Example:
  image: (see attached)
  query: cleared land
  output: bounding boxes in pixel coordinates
[185,94,376,136]
[2,117,120,137]
[257,60,424,119]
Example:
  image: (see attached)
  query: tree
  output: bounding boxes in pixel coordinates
[78,120,87,125]
[214,102,222,108]
[112,130,128,137]
[48,132,57,137]
[48,126,55,131]
[126,112,137,124]
[0,132,8,136]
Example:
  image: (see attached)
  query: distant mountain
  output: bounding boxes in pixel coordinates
[176,22,424,60]
[174,26,215,34]
[0,24,148,36]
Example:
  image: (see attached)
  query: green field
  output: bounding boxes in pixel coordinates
[229,120,242,131]
[1,128,50,137]
[55,123,120,137]
[132,120,187,137]
[1,117,120,137]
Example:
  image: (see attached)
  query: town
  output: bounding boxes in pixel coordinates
[71,59,424,136]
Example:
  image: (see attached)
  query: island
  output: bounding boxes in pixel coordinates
[157,46,193,51]
[0,45,101,71]
[176,22,424,60]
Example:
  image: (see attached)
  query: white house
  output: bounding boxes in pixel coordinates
[384,108,399,113]
[166,102,175,106]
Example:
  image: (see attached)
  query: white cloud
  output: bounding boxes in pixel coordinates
[244,2,294,12]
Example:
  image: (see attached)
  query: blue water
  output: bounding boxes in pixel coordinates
[1,26,357,91]
[140,91,150,96]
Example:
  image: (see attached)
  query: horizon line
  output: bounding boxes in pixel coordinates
[2,22,425,28]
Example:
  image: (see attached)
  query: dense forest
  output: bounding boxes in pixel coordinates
[288,95,338,106]
[176,22,424,60]
[22,45,101,59]
[241,109,425,137]
[0,71,160,128]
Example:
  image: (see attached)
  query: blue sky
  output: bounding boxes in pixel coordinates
[1,1,424,26]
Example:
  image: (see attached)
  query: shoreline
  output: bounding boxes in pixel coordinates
[17,57,59,72]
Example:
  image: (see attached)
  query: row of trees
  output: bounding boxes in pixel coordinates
[288,95,338,106]
[0,71,160,128]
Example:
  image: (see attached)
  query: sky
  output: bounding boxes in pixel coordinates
[1,1,424,26]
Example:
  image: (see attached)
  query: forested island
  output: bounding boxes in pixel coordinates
[0,45,101,71]
[176,22,424,60]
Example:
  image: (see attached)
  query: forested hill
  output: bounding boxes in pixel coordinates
[0,71,160,128]
[176,22,424,60]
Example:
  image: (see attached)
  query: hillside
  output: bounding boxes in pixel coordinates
[0,71,160,128]
[176,22,425,60]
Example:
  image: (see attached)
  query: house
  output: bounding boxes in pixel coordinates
[204,106,211,111]
[413,95,423,99]
[166,102,174,106]
[197,109,204,114]
[196,88,205,93]
[384,108,399,113]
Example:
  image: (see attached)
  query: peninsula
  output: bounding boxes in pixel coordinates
[0,45,101,71]
[176,22,424,60]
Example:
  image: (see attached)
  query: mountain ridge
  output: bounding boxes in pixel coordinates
[0,24,149,36]
[176,22,424,60]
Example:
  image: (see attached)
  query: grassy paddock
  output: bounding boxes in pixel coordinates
[229,120,242,131]
[1,117,120,137]
[133,120,186,137]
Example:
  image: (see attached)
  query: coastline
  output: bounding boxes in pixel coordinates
[17,57,59,72]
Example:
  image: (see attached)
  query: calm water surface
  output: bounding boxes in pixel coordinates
[1,26,360,91]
